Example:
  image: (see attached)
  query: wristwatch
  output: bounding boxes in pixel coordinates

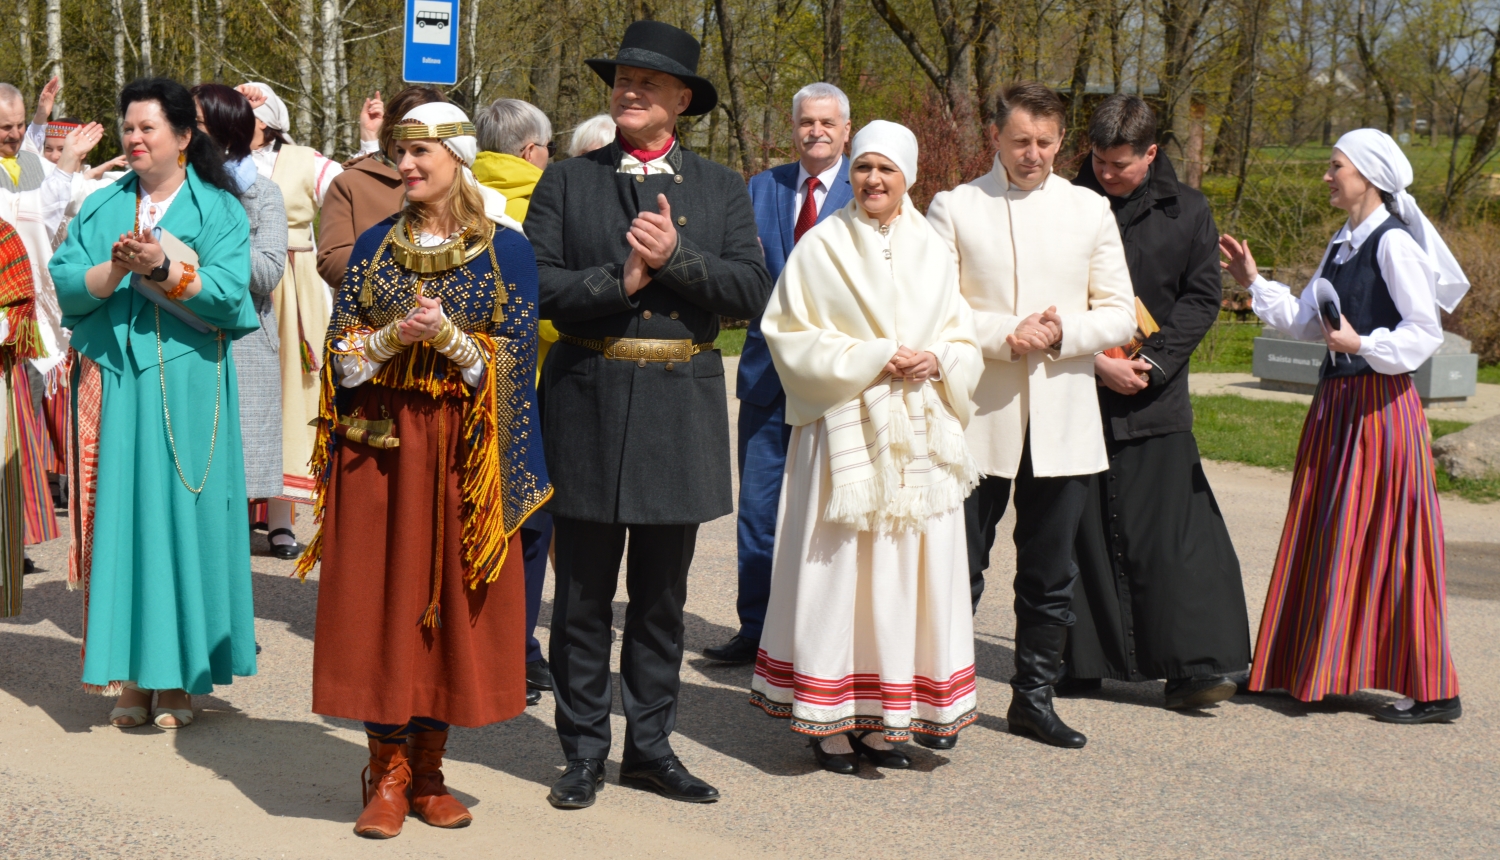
[147,254,172,283]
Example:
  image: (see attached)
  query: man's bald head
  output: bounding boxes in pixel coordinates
[0,84,26,157]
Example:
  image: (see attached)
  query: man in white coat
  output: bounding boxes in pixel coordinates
[927,81,1135,750]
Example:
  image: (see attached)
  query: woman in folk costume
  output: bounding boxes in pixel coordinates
[235,82,344,558]
[1220,129,1468,724]
[192,84,289,505]
[296,103,548,839]
[752,121,984,773]
[50,77,259,729]
[0,219,45,616]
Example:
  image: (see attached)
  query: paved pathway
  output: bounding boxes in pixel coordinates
[3,361,1497,859]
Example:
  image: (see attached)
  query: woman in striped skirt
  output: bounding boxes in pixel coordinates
[1219,128,1468,724]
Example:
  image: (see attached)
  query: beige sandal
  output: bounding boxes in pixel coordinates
[153,691,193,729]
[109,682,152,729]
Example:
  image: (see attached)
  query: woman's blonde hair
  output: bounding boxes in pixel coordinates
[403,145,488,236]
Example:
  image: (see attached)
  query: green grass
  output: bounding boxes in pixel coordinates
[715,327,747,356]
[1191,395,1498,503]
[1478,365,1500,386]
[1191,322,1260,374]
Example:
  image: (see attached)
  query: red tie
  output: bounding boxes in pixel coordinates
[794,176,821,243]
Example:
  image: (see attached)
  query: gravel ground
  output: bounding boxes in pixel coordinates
[3,359,1497,860]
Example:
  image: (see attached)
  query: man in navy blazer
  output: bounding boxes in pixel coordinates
[704,83,854,664]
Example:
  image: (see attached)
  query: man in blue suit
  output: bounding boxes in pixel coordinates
[704,83,853,664]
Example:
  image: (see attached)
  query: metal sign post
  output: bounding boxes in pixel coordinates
[402,0,460,85]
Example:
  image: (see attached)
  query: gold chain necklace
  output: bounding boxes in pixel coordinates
[142,184,223,495]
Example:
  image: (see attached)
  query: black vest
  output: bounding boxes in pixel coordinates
[1318,216,1407,379]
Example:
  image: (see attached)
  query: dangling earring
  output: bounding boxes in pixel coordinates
[178,151,187,168]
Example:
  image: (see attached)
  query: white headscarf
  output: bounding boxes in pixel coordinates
[241,82,294,142]
[1334,128,1469,312]
[397,102,524,237]
[851,120,919,185]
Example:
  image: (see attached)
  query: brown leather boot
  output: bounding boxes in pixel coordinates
[408,730,473,828]
[354,739,412,839]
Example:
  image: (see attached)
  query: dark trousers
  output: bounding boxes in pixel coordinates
[520,511,553,665]
[964,434,1090,627]
[549,516,698,763]
[734,394,792,640]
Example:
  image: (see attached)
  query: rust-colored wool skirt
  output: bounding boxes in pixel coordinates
[311,386,526,727]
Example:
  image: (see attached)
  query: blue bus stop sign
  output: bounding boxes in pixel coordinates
[403,0,460,85]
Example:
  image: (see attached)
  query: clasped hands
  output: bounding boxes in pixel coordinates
[884,346,940,382]
[1006,306,1063,356]
[623,193,678,296]
[1219,234,1360,355]
[397,295,447,344]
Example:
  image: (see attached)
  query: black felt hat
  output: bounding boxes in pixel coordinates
[586,20,719,116]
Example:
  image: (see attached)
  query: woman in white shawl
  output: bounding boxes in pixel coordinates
[751,121,983,773]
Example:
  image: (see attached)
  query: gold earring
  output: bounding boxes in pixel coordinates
[178,152,187,167]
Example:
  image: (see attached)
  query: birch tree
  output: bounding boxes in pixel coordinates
[18,0,33,97]
[322,0,341,149]
[298,0,315,139]
[46,0,62,114]
[139,0,152,78]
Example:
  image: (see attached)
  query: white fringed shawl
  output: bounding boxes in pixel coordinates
[762,197,983,533]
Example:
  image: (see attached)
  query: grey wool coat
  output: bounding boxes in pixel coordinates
[530,140,773,524]
[233,175,289,498]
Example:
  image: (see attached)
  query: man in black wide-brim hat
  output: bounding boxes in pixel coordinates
[528,20,772,810]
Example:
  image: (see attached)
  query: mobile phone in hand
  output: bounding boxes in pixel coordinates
[1320,300,1341,330]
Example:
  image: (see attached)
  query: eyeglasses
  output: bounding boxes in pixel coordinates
[530,140,556,157]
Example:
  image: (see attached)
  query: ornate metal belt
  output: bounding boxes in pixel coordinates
[559,334,715,364]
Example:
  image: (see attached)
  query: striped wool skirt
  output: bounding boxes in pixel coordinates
[1247,372,1459,702]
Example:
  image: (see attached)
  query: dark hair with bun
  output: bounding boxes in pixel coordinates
[120,77,237,195]
[190,83,255,160]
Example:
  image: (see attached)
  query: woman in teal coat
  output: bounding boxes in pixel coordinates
[50,78,260,729]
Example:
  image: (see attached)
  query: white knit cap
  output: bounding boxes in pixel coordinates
[396,102,524,237]
[850,120,919,185]
[1334,128,1469,312]
[241,82,294,141]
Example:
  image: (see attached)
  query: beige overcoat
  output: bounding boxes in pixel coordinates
[926,157,1135,479]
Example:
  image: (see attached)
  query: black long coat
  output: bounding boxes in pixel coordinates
[529,141,773,524]
[1073,156,1222,440]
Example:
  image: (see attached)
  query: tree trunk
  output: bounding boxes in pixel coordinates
[973,0,1000,126]
[1354,0,1398,133]
[1155,0,1214,149]
[869,0,979,136]
[138,0,151,77]
[1228,0,1266,223]
[821,0,844,85]
[18,0,33,98]
[1210,0,1266,174]
[713,0,758,175]
[468,0,482,104]
[111,0,125,97]
[297,0,315,140]
[215,0,225,79]
[1066,0,1101,138]
[338,29,352,153]
[191,0,201,83]
[530,43,562,114]
[45,0,61,114]
[1440,24,1500,217]
[320,0,339,151]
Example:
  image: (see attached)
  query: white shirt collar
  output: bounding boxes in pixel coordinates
[1333,206,1390,251]
[796,155,844,191]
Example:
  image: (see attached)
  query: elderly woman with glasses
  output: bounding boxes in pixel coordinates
[297,103,549,839]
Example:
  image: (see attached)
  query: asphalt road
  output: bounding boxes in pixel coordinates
[3,360,1497,860]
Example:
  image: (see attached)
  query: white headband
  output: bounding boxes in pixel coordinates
[397,102,525,237]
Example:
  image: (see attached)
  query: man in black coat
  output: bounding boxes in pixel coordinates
[527,20,772,808]
[1063,95,1251,709]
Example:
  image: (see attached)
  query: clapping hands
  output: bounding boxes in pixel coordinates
[623,193,679,296]
[111,229,165,277]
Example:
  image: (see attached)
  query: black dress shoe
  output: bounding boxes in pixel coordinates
[526,658,554,691]
[268,528,303,560]
[810,737,858,774]
[548,758,606,809]
[1374,697,1462,725]
[702,635,760,665]
[913,733,957,750]
[849,732,911,769]
[1164,676,1237,709]
[1054,677,1103,697]
[22,556,36,574]
[619,755,720,803]
[526,688,542,706]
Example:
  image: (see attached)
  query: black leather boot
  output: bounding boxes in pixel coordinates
[1006,625,1087,749]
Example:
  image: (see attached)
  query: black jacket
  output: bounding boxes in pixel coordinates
[1073,155,1222,440]
[529,141,773,524]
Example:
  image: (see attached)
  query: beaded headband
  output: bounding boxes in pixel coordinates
[389,120,476,141]
[45,122,81,139]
